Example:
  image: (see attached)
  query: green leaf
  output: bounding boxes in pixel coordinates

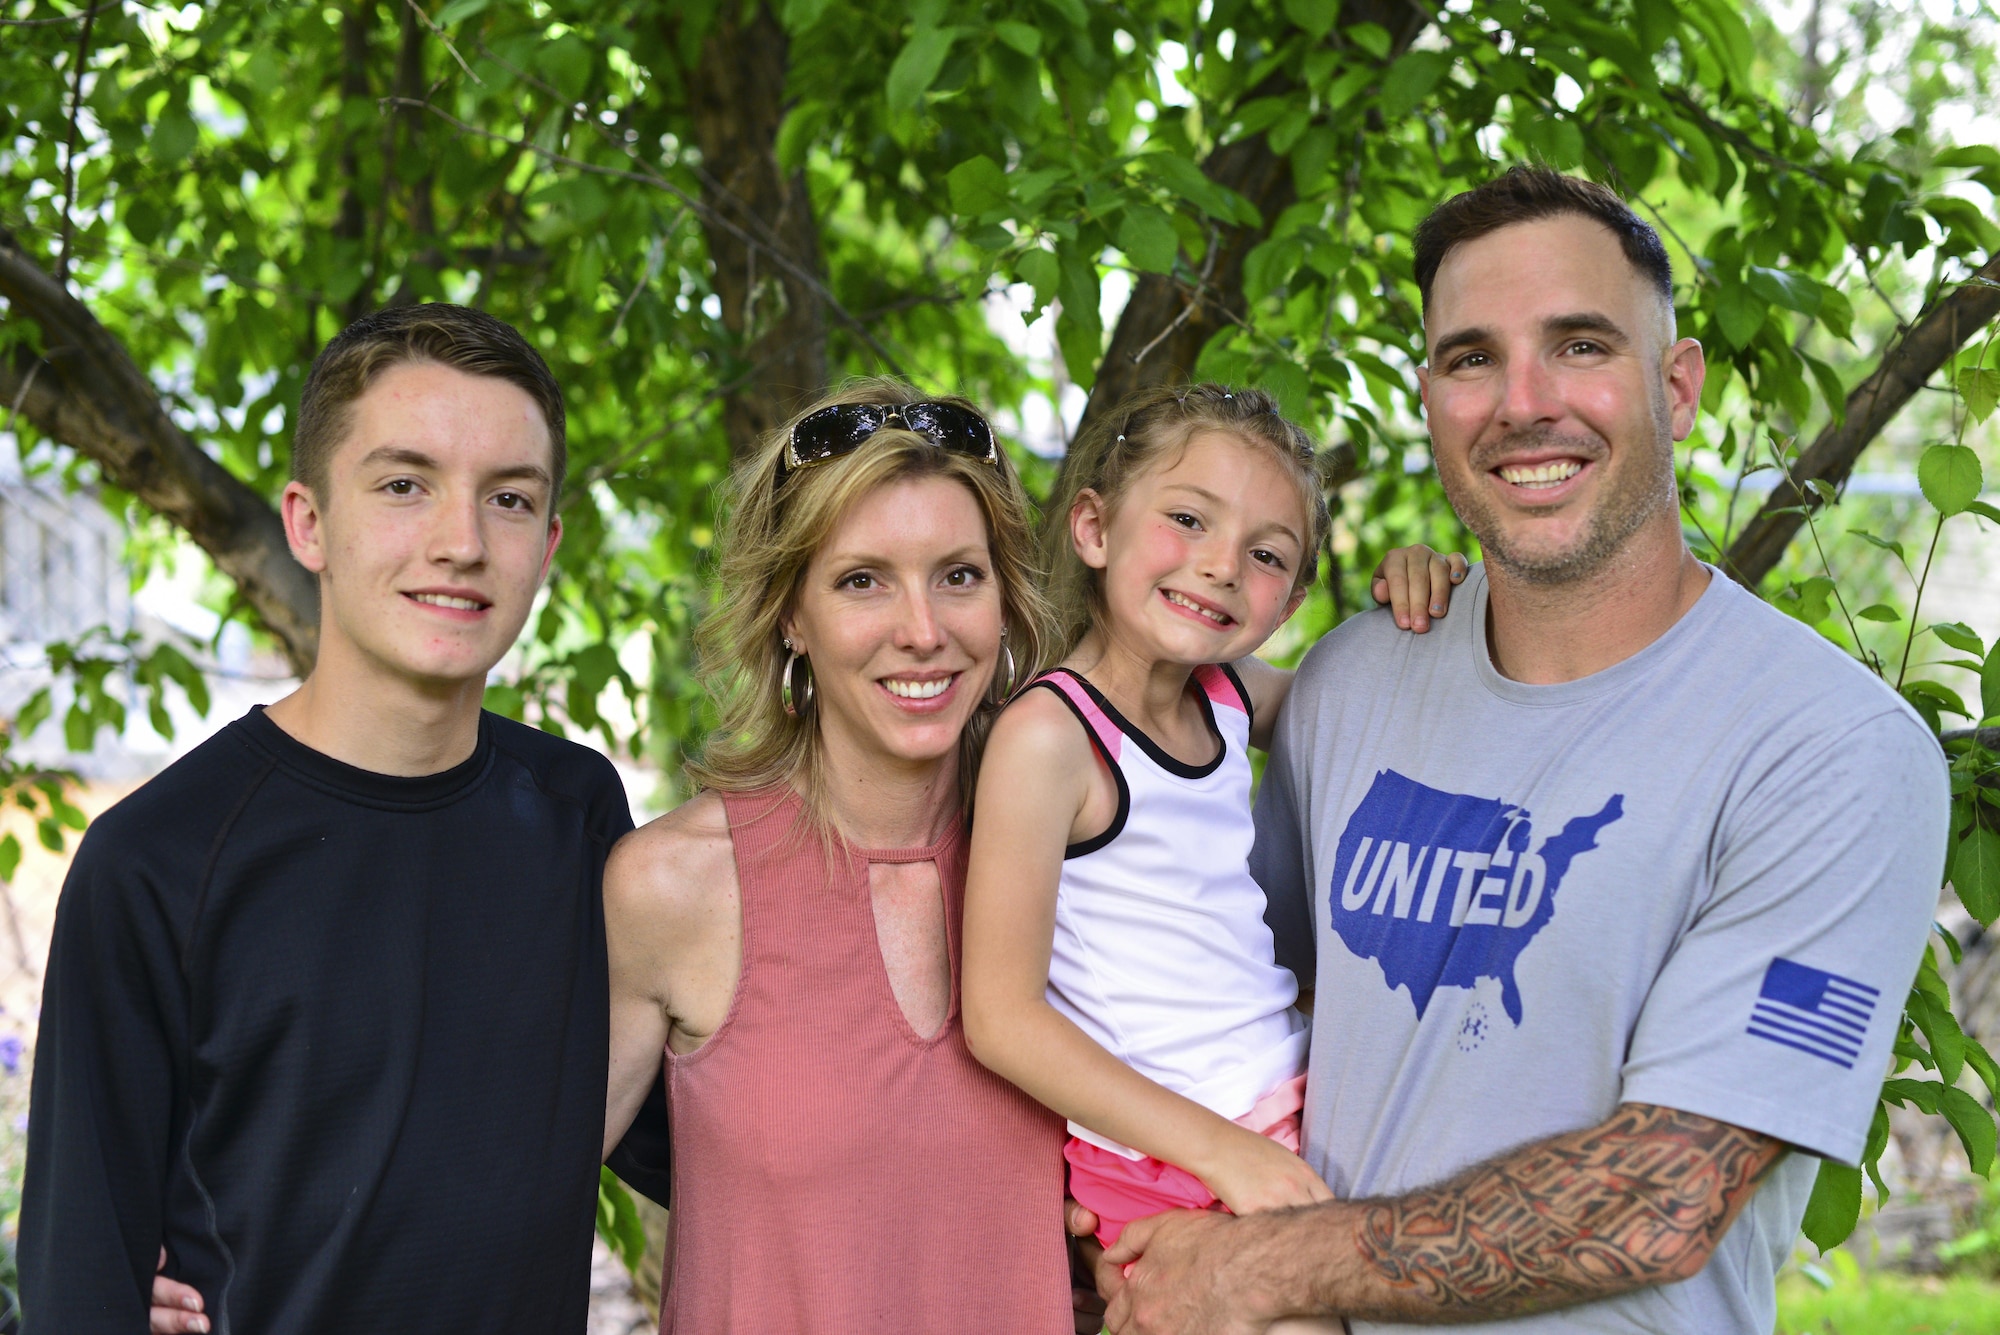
[1909,987,1966,1084]
[1986,644,2000,724]
[1015,248,1059,309]
[1851,530,1906,564]
[1958,366,2000,425]
[1345,21,1392,59]
[775,100,828,171]
[1117,207,1179,275]
[150,105,199,165]
[1282,0,1341,39]
[14,688,51,739]
[1788,576,1835,625]
[1967,1036,2000,1100]
[1884,1075,1945,1112]
[1377,50,1451,120]
[992,20,1041,55]
[887,25,958,115]
[1856,604,1900,623]
[1953,825,2000,923]
[435,0,491,24]
[1713,279,1766,351]
[1968,500,2000,525]
[1862,1101,1893,1202]
[0,833,18,885]
[1932,622,1986,658]
[1941,1084,1998,1176]
[537,33,593,101]
[1291,125,1339,195]
[596,1168,648,1272]
[1055,251,1103,389]
[945,155,1010,217]
[1920,444,1984,517]
[483,684,525,721]
[1800,1159,1862,1253]
[1746,266,1820,316]
[1905,679,1971,721]
[1143,153,1255,225]
[1256,358,1314,423]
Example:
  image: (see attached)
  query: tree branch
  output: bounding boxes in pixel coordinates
[1079,0,1433,434]
[0,232,319,673]
[1723,253,2000,588]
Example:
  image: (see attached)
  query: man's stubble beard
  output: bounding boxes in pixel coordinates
[1437,391,1677,587]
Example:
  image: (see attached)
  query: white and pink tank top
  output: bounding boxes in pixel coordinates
[1032,664,1309,1160]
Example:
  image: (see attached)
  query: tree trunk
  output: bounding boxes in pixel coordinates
[674,2,829,459]
[1079,0,1433,434]
[1724,254,2000,588]
[0,233,320,674]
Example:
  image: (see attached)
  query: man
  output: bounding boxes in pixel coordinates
[23,305,639,1333]
[1092,168,1949,1332]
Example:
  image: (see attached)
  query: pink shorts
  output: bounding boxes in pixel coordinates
[1065,1073,1309,1247]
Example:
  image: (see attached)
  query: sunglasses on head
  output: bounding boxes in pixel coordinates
[776,401,999,487]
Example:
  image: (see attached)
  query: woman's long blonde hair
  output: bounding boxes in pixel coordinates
[1041,383,1331,657]
[688,379,1056,826]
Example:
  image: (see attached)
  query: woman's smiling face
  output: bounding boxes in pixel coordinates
[783,474,1004,774]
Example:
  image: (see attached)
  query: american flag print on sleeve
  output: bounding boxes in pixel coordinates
[1745,957,1881,1069]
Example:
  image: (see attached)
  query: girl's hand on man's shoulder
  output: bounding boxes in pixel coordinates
[1370,546,1469,633]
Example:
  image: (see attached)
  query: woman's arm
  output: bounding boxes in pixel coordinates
[962,693,1331,1216]
[602,793,740,1161]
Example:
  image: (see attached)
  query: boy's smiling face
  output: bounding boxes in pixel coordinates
[282,359,562,690]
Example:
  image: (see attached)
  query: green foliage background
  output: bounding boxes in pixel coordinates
[3,0,1999,1265]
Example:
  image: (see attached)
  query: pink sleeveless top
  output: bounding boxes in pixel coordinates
[659,787,1070,1333]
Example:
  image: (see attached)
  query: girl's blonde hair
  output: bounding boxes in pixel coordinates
[1041,383,1332,656]
[688,378,1056,824]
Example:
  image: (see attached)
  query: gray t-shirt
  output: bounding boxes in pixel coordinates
[1253,565,1948,1334]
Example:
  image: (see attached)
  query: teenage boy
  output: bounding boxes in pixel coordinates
[22,304,636,1333]
[1088,169,1947,1333]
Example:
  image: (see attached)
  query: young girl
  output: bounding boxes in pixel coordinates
[962,385,1461,1327]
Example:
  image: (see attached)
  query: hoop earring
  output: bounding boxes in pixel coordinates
[781,642,814,718]
[990,629,1018,705]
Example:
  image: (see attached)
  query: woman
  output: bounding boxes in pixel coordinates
[600,380,1076,1331]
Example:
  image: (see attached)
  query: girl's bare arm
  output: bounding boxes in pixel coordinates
[961,692,1330,1215]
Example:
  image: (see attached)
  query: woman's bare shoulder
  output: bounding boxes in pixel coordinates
[606,790,739,935]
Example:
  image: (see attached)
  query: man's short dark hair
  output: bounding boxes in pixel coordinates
[1412,166,1674,313]
[293,303,567,507]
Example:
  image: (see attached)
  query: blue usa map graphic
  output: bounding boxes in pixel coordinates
[1327,770,1624,1024]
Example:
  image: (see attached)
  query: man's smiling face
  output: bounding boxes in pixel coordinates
[1417,213,1704,584]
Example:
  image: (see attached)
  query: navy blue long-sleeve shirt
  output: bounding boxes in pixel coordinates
[22,707,636,1333]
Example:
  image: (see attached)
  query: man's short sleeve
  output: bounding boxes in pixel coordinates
[1619,709,1947,1163]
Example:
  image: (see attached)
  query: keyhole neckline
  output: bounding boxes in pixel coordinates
[842,810,964,865]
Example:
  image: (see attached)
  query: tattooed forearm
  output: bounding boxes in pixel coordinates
[1346,1103,1785,1319]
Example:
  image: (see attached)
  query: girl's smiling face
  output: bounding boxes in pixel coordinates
[1071,429,1311,669]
